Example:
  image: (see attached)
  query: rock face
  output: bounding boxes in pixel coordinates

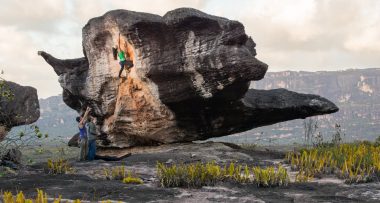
[0,81,40,141]
[39,8,338,148]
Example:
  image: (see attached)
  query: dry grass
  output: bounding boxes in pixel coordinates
[103,165,143,184]
[156,161,289,188]
[2,189,123,203]
[286,142,380,183]
[46,159,73,175]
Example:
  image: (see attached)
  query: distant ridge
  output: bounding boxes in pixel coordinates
[217,68,380,144]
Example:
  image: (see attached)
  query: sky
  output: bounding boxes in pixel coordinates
[0,0,379,98]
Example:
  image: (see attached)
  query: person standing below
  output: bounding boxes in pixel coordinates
[87,116,98,161]
[76,107,91,161]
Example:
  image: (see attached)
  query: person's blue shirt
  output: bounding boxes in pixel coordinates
[79,125,87,139]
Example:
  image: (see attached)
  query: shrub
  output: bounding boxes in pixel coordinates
[2,189,122,203]
[0,189,127,203]
[156,161,289,188]
[374,136,380,146]
[286,142,380,183]
[123,176,144,184]
[103,165,144,184]
[103,165,127,180]
[2,189,69,203]
[252,165,289,187]
[47,158,73,175]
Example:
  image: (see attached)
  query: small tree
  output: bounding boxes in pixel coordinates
[303,118,319,147]
[331,123,344,146]
[313,131,324,147]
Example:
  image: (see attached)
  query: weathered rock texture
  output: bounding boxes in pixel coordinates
[0,81,40,140]
[39,8,338,148]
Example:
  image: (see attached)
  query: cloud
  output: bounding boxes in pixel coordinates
[0,0,379,98]
[237,0,380,70]
[0,0,66,33]
[70,0,207,25]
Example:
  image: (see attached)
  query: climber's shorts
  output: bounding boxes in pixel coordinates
[119,60,133,69]
[119,60,126,69]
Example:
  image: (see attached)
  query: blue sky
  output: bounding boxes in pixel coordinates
[0,0,379,98]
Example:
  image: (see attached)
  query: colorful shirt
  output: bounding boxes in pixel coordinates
[118,51,126,62]
[78,125,87,140]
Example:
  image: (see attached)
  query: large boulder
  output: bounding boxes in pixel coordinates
[0,81,40,141]
[39,8,338,148]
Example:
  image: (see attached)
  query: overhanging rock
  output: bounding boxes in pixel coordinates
[39,8,338,148]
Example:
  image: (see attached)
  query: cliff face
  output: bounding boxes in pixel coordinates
[251,69,380,102]
[249,68,380,142]
[0,81,40,141]
[39,8,338,148]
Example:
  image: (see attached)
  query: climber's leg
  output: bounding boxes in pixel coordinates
[118,61,126,78]
[125,60,134,73]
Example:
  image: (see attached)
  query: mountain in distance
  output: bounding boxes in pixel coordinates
[8,95,78,144]
[214,68,380,145]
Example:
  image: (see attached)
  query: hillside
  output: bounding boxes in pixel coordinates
[8,95,77,144]
[215,68,380,144]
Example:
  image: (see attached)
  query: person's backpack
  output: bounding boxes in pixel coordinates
[112,47,118,60]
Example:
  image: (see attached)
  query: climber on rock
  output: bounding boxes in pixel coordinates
[115,32,134,78]
[76,106,91,161]
[116,45,134,78]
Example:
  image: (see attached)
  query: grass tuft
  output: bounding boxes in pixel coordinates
[46,158,73,175]
[156,161,289,188]
[103,165,144,185]
[286,142,380,183]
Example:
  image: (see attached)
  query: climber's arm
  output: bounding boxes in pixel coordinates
[80,107,91,126]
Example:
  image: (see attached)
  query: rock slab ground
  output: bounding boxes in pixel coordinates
[0,142,379,203]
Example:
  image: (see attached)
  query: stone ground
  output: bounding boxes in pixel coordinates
[1,142,380,202]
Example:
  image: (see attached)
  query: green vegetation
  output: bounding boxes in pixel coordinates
[286,142,380,183]
[2,189,122,203]
[47,158,73,175]
[2,189,70,203]
[252,165,289,187]
[103,165,143,184]
[0,71,14,101]
[122,176,144,184]
[0,125,49,161]
[375,136,380,146]
[156,161,289,188]
[103,165,127,180]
